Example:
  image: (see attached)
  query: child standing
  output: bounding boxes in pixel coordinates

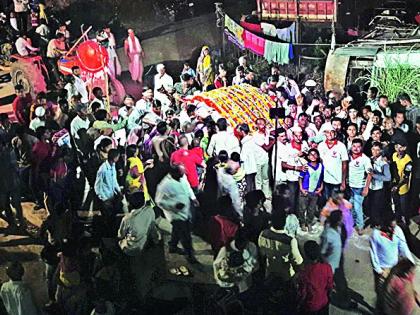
[298,148,324,232]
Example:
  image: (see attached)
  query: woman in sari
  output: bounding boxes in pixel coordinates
[196,46,215,91]
[126,145,153,201]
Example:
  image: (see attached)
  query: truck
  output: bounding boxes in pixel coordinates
[324,15,420,98]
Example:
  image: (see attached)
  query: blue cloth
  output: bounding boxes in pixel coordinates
[369,226,414,274]
[350,187,365,229]
[299,163,324,193]
[320,226,342,273]
[94,161,121,201]
[289,44,294,60]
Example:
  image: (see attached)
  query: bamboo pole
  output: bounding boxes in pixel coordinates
[65,26,93,58]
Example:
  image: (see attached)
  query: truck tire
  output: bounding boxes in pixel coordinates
[11,60,47,95]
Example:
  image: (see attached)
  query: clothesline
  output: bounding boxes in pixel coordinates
[224,14,294,65]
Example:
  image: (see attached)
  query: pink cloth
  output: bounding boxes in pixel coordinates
[125,36,143,82]
[242,30,265,56]
[128,53,143,82]
[240,20,262,34]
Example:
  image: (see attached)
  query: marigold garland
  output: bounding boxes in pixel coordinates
[190,84,275,128]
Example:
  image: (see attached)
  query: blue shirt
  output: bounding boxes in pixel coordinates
[320,226,342,273]
[94,160,120,201]
[299,163,324,193]
[369,226,414,274]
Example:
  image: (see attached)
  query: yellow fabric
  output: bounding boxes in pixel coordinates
[39,4,48,23]
[197,47,215,88]
[59,270,80,287]
[126,157,150,200]
[392,152,412,195]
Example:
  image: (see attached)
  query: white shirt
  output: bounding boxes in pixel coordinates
[318,140,349,185]
[252,132,270,165]
[154,73,173,104]
[348,153,372,189]
[240,135,258,175]
[118,106,130,119]
[271,141,288,183]
[29,118,45,131]
[207,130,240,157]
[285,141,309,182]
[14,0,29,12]
[135,99,152,113]
[155,174,196,222]
[73,75,89,103]
[10,18,18,31]
[15,37,37,56]
[90,97,105,111]
[70,115,90,140]
[35,24,50,40]
[0,280,38,315]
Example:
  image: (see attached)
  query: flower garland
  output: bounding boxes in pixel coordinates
[191,84,275,128]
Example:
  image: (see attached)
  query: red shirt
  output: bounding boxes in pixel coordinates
[171,148,203,188]
[298,262,334,312]
[32,141,52,171]
[208,215,239,254]
[214,76,228,89]
[12,94,32,125]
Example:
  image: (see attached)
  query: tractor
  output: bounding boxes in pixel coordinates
[7,27,125,104]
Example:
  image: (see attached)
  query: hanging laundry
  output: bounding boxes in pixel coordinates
[276,22,296,43]
[240,20,262,34]
[224,15,245,49]
[261,22,277,37]
[242,30,266,56]
[289,44,294,60]
[264,40,291,65]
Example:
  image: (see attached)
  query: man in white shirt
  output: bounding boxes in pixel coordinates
[127,88,156,132]
[70,103,89,141]
[253,118,271,198]
[348,138,372,234]
[15,34,39,56]
[13,0,29,32]
[271,127,289,187]
[155,164,199,264]
[104,26,122,78]
[0,261,38,315]
[207,118,240,157]
[318,122,349,198]
[154,64,173,107]
[35,19,50,55]
[72,66,89,103]
[282,126,309,210]
[239,124,258,192]
[90,87,106,111]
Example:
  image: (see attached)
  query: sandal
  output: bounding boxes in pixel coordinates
[179,265,192,277]
[169,268,182,276]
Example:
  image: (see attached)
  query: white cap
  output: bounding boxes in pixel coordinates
[320,122,334,133]
[35,106,45,117]
[196,107,210,119]
[290,126,302,134]
[156,64,165,72]
[304,79,317,87]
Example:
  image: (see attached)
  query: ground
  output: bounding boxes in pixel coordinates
[1,203,419,314]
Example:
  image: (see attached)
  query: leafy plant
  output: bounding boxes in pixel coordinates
[357,49,420,105]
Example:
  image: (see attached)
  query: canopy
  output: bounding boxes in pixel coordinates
[190,84,275,128]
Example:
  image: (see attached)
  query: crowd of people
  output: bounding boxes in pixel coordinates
[0,1,420,315]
